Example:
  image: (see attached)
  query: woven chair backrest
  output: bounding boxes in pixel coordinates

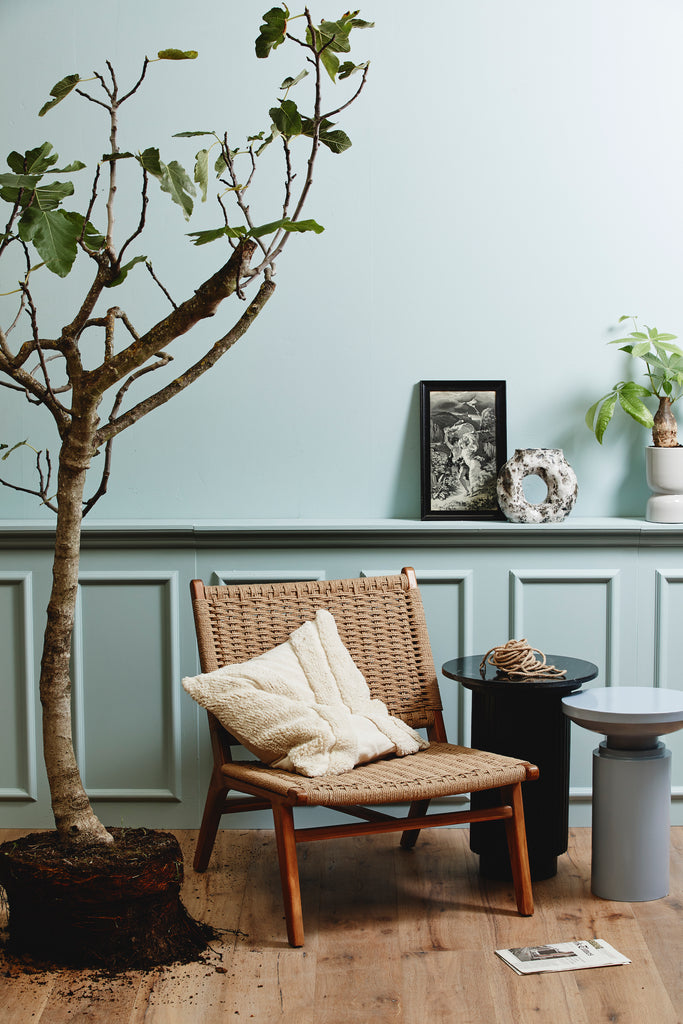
[191,572,443,733]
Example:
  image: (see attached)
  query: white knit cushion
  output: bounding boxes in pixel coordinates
[182,608,427,777]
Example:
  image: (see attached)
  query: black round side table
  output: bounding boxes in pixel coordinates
[442,655,598,881]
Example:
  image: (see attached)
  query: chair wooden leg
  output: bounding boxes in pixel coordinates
[501,782,534,916]
[272,802,305,947]
[400,798,431,849]
[194,770,229,872]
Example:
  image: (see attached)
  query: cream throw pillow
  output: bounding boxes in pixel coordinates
[182,608,428,777]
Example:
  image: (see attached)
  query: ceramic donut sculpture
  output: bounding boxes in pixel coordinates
[497,448,578,524]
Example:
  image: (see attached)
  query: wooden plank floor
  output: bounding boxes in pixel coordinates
[0,827,681,1024]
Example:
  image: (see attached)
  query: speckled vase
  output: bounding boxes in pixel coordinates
[497,448,578,524]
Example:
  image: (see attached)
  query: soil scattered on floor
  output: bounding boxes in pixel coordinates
[0,828,215,971]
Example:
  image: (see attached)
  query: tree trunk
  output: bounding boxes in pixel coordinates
[40,415,112,847]
[652,395,678,448]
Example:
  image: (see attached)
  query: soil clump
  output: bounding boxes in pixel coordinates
[0,828,213,970]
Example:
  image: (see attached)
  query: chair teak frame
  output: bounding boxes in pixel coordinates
[189,567,538,946]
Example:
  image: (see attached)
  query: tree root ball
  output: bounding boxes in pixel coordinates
[0,828,213,969]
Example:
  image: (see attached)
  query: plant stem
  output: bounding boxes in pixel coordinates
[653,395,678,447]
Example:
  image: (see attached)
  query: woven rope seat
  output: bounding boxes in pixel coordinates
[189,568,538,946]
[223,743,531,806]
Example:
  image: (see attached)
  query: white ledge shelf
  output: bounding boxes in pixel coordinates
[2,516,683,549]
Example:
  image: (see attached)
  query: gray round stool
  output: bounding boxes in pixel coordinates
[562,686,683,902]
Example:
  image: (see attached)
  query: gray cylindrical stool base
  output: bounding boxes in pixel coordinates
[591,741,671,902]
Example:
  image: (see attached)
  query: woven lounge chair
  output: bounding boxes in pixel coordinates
[189,567,538,946]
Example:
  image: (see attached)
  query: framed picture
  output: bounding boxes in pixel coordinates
[419,380,507,520]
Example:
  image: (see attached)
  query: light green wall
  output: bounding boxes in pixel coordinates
[3,0,683,520]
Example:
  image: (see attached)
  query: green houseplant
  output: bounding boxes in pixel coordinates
[586,315,683,447]
[0,6,371,967]
[586,316,683,522]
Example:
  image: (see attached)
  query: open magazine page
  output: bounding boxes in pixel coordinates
[495,939,631,975]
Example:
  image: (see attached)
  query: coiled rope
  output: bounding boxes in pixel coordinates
[479,639,567,680]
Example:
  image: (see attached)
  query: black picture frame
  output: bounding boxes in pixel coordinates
[419,380,507,521]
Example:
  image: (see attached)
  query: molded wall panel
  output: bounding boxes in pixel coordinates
[211,569,327,585]
[509,569,622,793]
[509,570,621,680]
[73,572,181,802]
[653,572,683,784]
[0,574,36,801]
[413,570,475,748]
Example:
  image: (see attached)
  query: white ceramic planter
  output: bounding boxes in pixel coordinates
[646,446,683,522]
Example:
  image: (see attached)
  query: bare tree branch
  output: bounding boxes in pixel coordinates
[61,264,111,355]
[81,439,114,516]
[105,61,118,98]
[95,277,275,446]
[4,333,62,370]
[1,285,27,343]
[77,163,106,265]
[281,138,295,221]
[117,168,149,266]
[110,351,173,419]
[74,88,111,112]
[285,32,312,51]
[290,10,324,220]
[0,448,57,512]
[252,11,324,276]
[216,191,238,251]
[80,307,139,359]
[0,378,31,393]
[0,323,15,360]
[82,239,257,398]
[19,280,69,413]
[118,58,150,105]
[0,347,71,428]
[114,308,140,342]
[145,261,178,309]
[27,352,71,394]
[83,162,102,229]
[322,63,370,119]
[104,87,119,253]
[1,237,34,340]
[0,195,22,262]
[222,138,268,264]
[82,344,173,515]
[103,309,116,360]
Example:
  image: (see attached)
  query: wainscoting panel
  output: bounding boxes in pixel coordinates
[509,569,622,792]
[1,519,682,829]
[211,569,327,585]
[412,569,474,748]
[72,572,181,802]
[0,573,37,802]
[653,571,683,785]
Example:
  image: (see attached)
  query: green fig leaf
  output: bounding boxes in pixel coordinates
[39,74,81,117]
[106,254,148,287]
[157,49,198,60]
[17,207,83,276]
[255,6,289,58]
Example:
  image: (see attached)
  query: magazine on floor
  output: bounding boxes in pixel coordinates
[495,939,631,975]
